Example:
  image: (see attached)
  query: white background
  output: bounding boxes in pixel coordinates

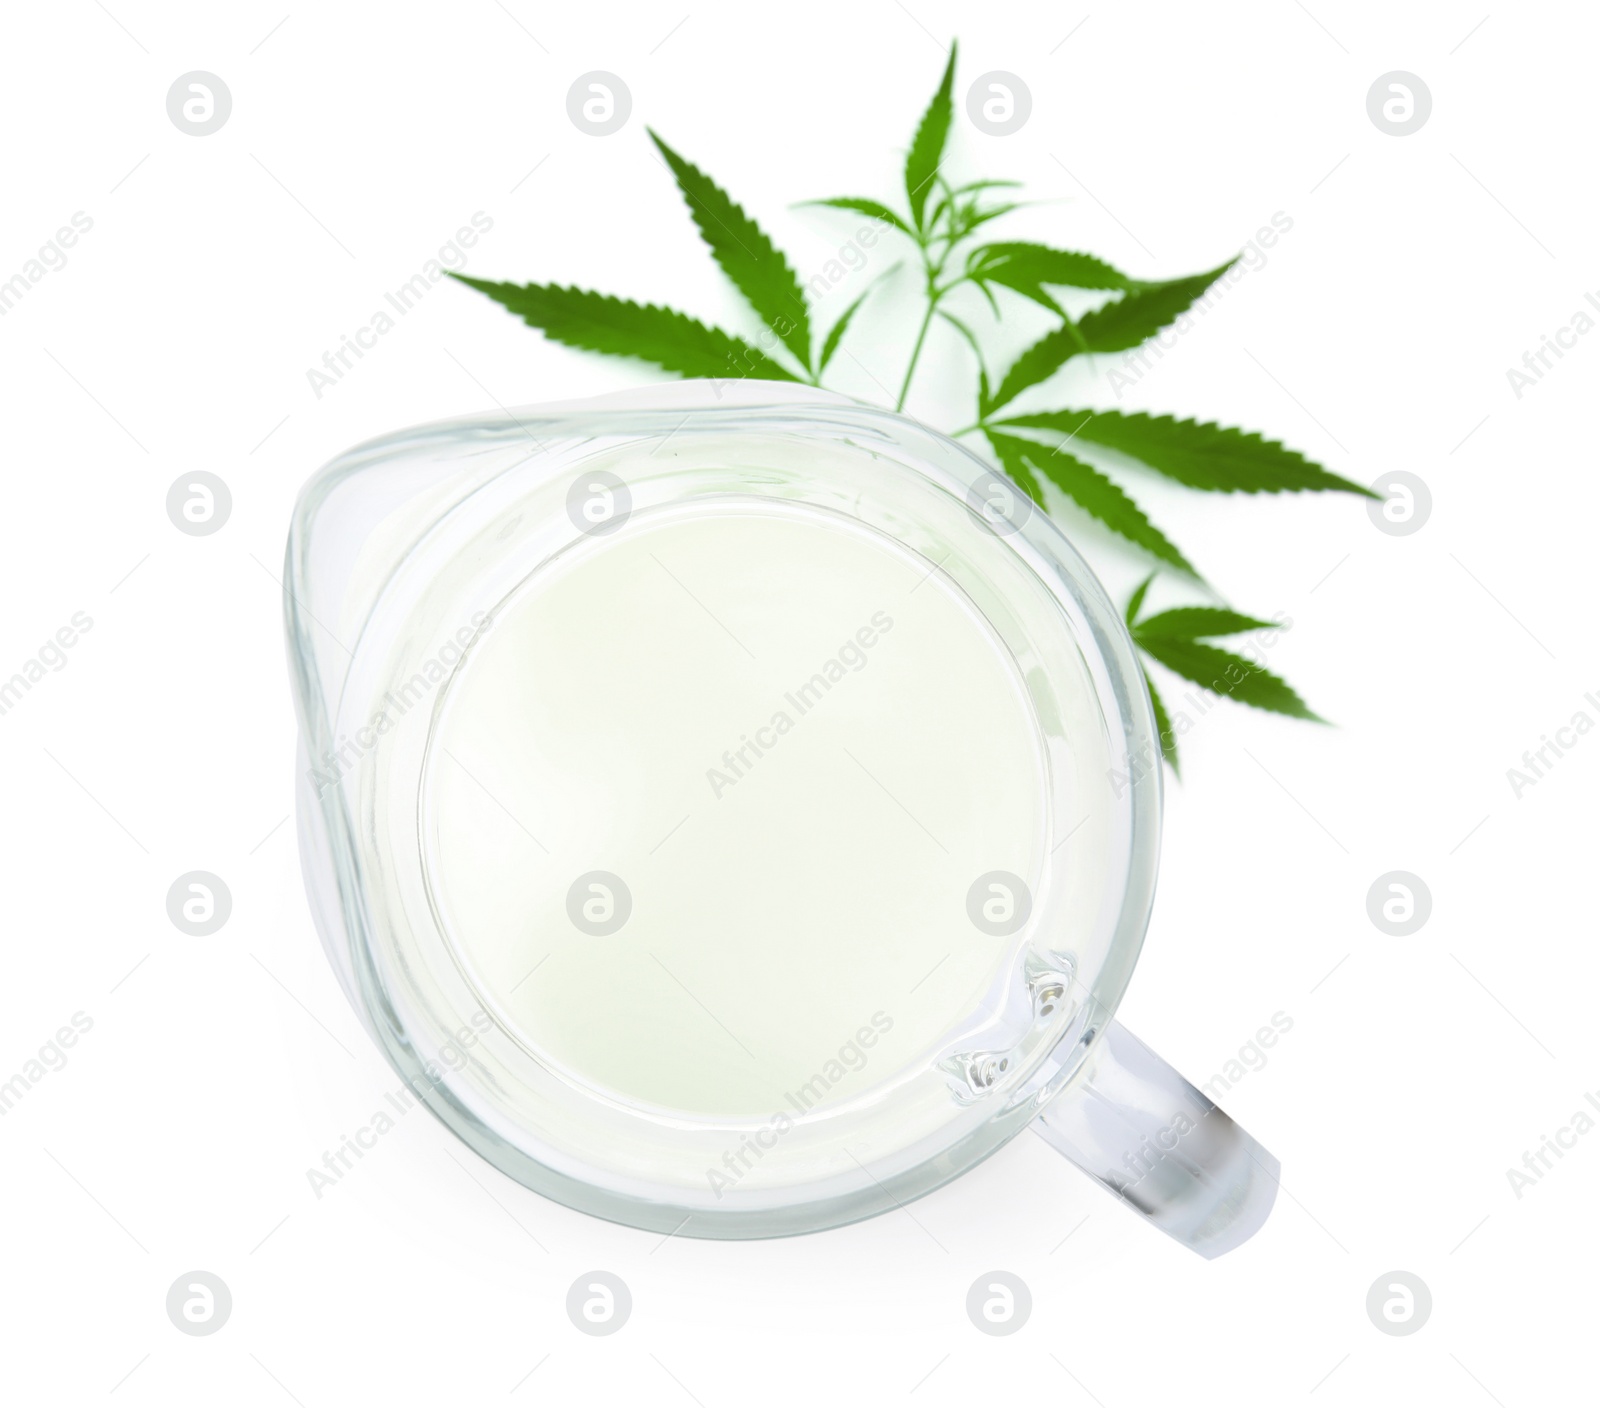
[2,0,1595,1402]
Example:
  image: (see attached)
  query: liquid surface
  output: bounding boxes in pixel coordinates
[423,499,1049,1118]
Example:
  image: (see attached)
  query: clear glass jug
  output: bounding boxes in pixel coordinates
[284,381,1279,1256]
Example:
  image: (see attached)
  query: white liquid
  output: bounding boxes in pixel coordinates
[423,499,1049,1118]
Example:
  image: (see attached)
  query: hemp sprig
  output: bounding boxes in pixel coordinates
[453,42,1373,773]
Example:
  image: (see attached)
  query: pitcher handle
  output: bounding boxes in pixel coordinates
[1031,1019,1280,1258]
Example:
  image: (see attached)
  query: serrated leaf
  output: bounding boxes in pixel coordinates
[906,44,957,233]
[1137,635,1322,721]
[992,407,1374,495]
[987,431,1198,575]
[817,284,874,374]
[817,261,902,376]
[968,242,1133,294]
[1143,667,1180,774]
[983,262,1239,415]
[449,277,800,382]
[981,427,1046,506]
[1135,606,1279,640]
[989,284,1065,317]
[1125,572,1156,626]
[967,239,1131,318]
[1076,260,1234,353]
[802,197,914,237]
[986,321,1090,414]
[649,130,812,374]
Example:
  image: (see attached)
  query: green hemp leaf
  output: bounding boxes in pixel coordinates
[452,44,1368,776]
